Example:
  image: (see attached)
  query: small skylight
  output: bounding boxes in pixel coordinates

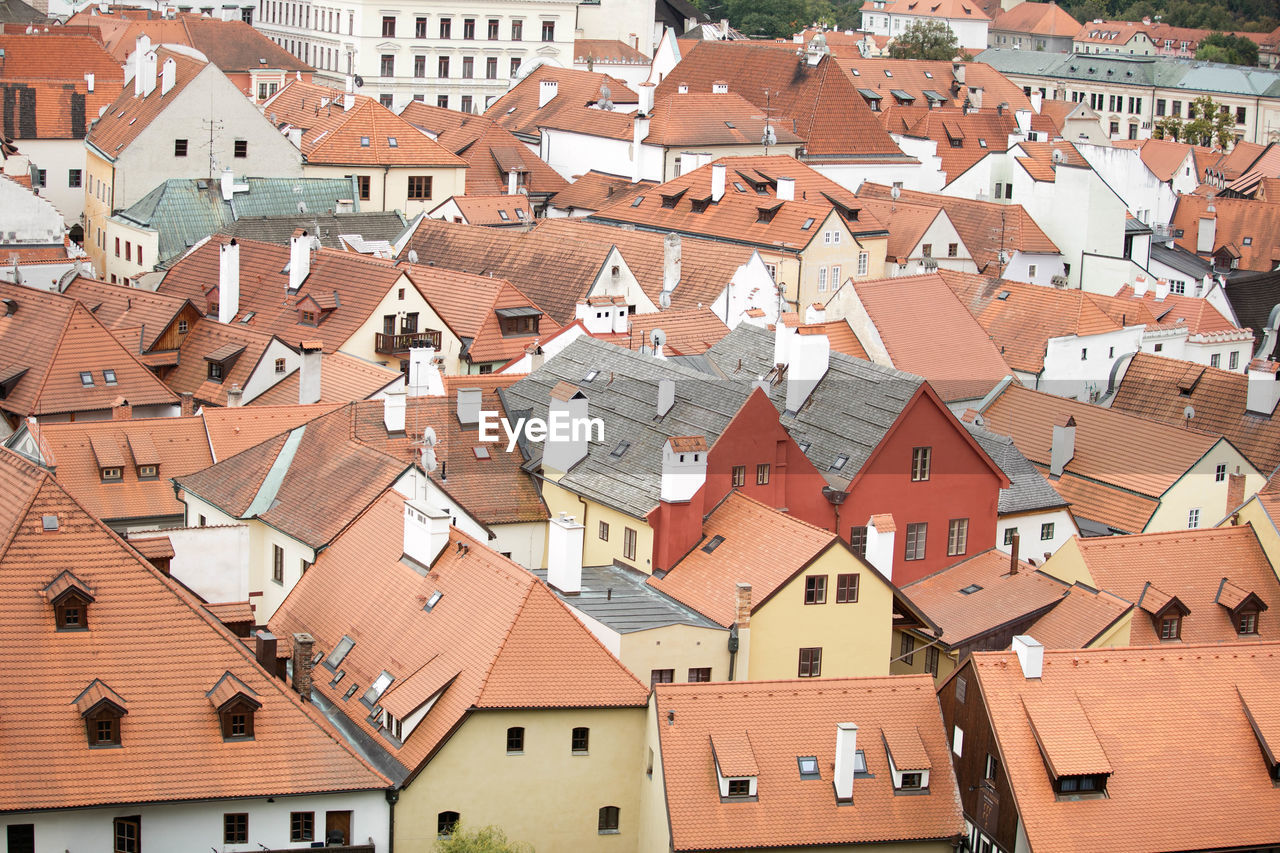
[41,514,58,531]
[102,369,117,385]
[798,442,810,453]
[801,217,815,230]
[424,590,443,611]
[854,750,867,773]
[387,136,398,146]
[960,583,984,595]
[343,683,359,700]
[584,369,600,382]
[360,136,371,147]
[326,635,355,668]
[473,446,490,459]
[996,290,1011,300]
[312,651,325,665]
[506,106,517,114]
[851,68,860,76]
[79,371,94,387]
[610,440,631,458]
[516,209,527,219]
[363,670,394,705]
[798,756,820,778]
[498,210,510,221]
[330,669,346,686]
[979,139,988,148]
[724,121,735,128]
[1243,237,1253,246]
[924,71,933,78]
[830,455,848,471]
[239,311,255,323]
[733,182,747,193]
[884,69,893,78]
[631,196,645,207]
[702,535,725,553]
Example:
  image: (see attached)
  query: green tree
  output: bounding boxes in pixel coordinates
[1158,94,1236,149]
[435,824,533,853]
[888,19,960,60]
[1195,32,1259,66]
[1154,114,1184,141]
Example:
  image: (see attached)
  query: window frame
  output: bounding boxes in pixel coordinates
[571,726,590,753]
[798,646,822,677]
[408,175,434,200]
[803,574,827,605]
[650,668,674,685]
[598,520,609,541]
[836,572,859,603]
[911,446,931,481]
[598,805,620,834]
[437,811,459,838]
[756,463,770,485]
[506,725,525,753]
[687,667,711,682]
[290,811,315,843]
[904,522,927,561]
[223,813,248,845]
[272,544,284,584]
[947,518,969,557]
[731,465,746,487]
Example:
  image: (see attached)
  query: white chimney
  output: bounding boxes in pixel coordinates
[677,82,689,94]
[710,163,726,203]
[612,303,628,334]
[1197,215,1217,254]
[631,113,649,183]
[1049,414,1076,478]
[1154,278,1170,301]
[220,167,235,202]
[663,232,682,294]
[784,332,830,413]
[288,127,302,148]
[711,80,728,94]
[1132,273,1148,298]
[507,168,518,195]
[657,377,675,417]
[833,723,858,803]
[226,383,244,407]
[408,347,445,396]
[456,386,482,425]
[776,176,795,201]
[217,239,240,324]
[543,382,591,474]
[804,302,825,324]
[343,74,355,112]
[84,72,95,92]
[1246,359,1280,416]
[1015,108,1031,136]
[383,387,407,433]
[160,57,175,96]
[539,79,559,108]
[141,50,157,97]
[773,321,795,366]
[637,81,655,115]
[1029,89,1043,114]
[1012,635,1044,679]
[299,342,322,405]
[575,300,614,335]
[288,230,311,290]
[404,498,450,568]
[132,35,152,96]
[863,514,895,581]
[660,436,707,503]
[546,512,585,595]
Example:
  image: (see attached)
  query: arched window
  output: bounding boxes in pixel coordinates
[571,726,589,753]
[598,806,620,834]
[506,726,524,753]
[437,811,459,838]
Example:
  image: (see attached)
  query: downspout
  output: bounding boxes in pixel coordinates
[382,164,390,211]
[727,626,738,680]
[386,786,399,853]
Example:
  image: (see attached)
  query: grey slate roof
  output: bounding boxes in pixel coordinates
[112,176,364,266]
[962,420,1068,515]
[1150,240,1213,280]
[224,211,408,247]
[532,564,724,632]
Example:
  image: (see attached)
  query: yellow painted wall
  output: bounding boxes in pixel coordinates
[747,545,894,680]
[1037,536,1093,586]
[300,163,466,217]
[888,628,957,687]
[541,479,656,574]
[635,700,670,853]
[619,623,731,685]
[1146,442,1265,532]
[83,148,116,274]
[338,272,464,371]
[1086,609,1132,648]
[797,211,888,313]
[103,217,161,284]
[1229,499,1280,583]
[397,706,646,853]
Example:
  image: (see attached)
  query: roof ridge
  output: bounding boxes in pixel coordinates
[473,555,539,702]
[720,489,838,541]
[0,449,49,562]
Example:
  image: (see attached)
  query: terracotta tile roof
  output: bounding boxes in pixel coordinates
[573,38,649,65]
[645,92,806,147]
[1025,582,1133,649]
[200,403,340,460]
[1110,285,1242,335]
[550,170,656,213]
[84,47,208,161]
[400,103,568,197]
[1129,137,1196,182]
[409,267,561,365]
[127,534,175,561]
[263,79,464,167]
[782,317,869,360]
[968,642,1280,852]
[430,193,531,226]
[164,318,275,408]
[859,184,1057,275]
[1045,470,1160,534]
[622,307,730,356]
[1110,353,1280,474]
[883,0,991,21]
[655,676,964,850]
[890,108,1020,184]
[0,447,388,811]
[268,489,647,777]
[1170,194,1280,273]
[854,273,1015,401]
[854,196,945,262]
[710,729,759,777]
[834,57,1031,113]
[63,277,192,352]
[981,383,1223,509]
[1010,140,1090,184]
[248,351,401,407]
[991,1,1081,37]
[648,491,839,627]
[0,33,124,139]
[902,549,1067,647]
[653,41,906,160]
[1060,525,1280,645]
[29,415,212,522]
[0,282,179,418]
[486,63,639,143]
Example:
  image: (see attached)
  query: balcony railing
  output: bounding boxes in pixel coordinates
[375,330,442,354]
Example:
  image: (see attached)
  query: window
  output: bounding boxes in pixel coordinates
[174,138,188,156]
[1081,348,1088,361]
[6,825,34,853]
[463,17,475,38]
[756,463,770,485]
[506,726,525,753]
[731,465,746,487]
[1210,353,1221,368]
[905,522,926,560]
[224,814,248,845]
[68,168,82,188]
[114,237,120,258]
[439,17,451,38]
[511,19,523,39]
[831,264,841,285]
[437,812,459,838]
[510,57,522,77]
[102,369,117,386]
[1188,508,1200,529]
[1229,351,1240,370]
[798,647,822,677]
[80,370,95,387]
[356,175,371,201]
[1215,463,1226,483]
[462,56,474,78]
[952,725,964,756]
[414,55,426,78]
[900,772,923,789]
[572,726,590,752]
[650,669,674,685]
[1236,107,1246,124]
[857,252,869,276]
[541,20,555,41]
[817,267,827,292]
[487,18,500,39]
[598,806,619,834]
[948,242,958,257]
[207,361,224,382]
[804,574,827,605]
[114,817,140,853]
[623,527,637,561]
[138,465,157,479]
[1239,609,1259,635]
[415,16,427,38]
[911,446,931,481]
[1040,522,1054,541]
[178,319,188,334]
[460,95,473,114]
[408,176,433,200]
[849,526,867,559]
[125,242,132,262]
[233,139,247,158]
[274,357,287,374]
[900,632,915,664]
[836,573,859,603]
[290,812,314,843]
[956,676,967,703]
[925,645,939,676]
[598,520,609,541]
[1160,615,1181,640]
[984,753,998,781]
[380,55,394,77]
[688,667,711,682]
[381,14,395,36]
[947,518,968,557]
[438,56,450,78]
[486,57,498,79]
[1028,264,1038,278]
[272,545,284,584]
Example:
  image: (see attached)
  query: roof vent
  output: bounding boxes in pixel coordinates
[1,298,16,316]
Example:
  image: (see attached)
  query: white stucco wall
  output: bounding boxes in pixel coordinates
[1076,142,1178,226]
[1003,251,1065,286]
[1039,326,1146,401]
[166,523,253,605]
[16,138,89,226]
[540,126,635,181]
[994,507,1078,563]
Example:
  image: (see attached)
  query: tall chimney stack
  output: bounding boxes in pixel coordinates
[833,722,859,803]
[291,632,315,699]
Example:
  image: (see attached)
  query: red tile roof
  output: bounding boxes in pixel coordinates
[63,277,193,352]
[645,92,806,147]
[621,307,730,356]
[486,63,638,143]
[991,1,1081,36]
[164,317,277,408]
[550,170,656,213]
[781,317,870,360]
[1170,194,1280,273]
[655,676,964,850]
[85,47,206,161]
[408,267,562,364]
[433,193,534,226]
[834,57,1031,113]
[882,108,1020,185]
[1025,582,1133,649]
[247,351,401,407]
[1111,285,1242,335]
[573,38,648,65]
[201,403,341,460]
[0,447,388,811]
[882,0,991,20]
[0,32,124,139]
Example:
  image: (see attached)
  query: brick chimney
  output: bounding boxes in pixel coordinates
[732,582,751,680]
[1008,530,1020,574]
[179,391,194,416]
[1227,471,1246,513]
[112,398,132,420]
[254,630,278,672]
[291,632,315,700]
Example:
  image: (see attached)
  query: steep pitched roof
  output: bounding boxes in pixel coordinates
[62,277,192,353]
[200,403,340,461]
[962,417,1069,515]
[644,91,806,147]
[655,676,964,850]
[248,351,401,407]
[991,1,1081,36]
[623,307,730,356]
[1111,353,1280,473]
[889,108,1020,184]
[835,57,1031,113]
[268,489,648,779]
[432,193,533,226]
[409,268,562,364]
[549,170,655,213]
[0,32,124,139]
[1025,582,1133,649]
[882,0,991,21]
[0,282,179,417]
[0,447,388,811]
[485,63,639,143]
[84,46,207,161]
[1171,194,1280,273]
[164,317,277,407]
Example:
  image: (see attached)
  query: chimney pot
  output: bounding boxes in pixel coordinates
[660,435,708,503]
[288,230,311,291]
[539,79,559,108]
[657,377,675,417]
[456,387,482,425]
[776,176,795,202]
[226,383,244,408]
[291,632,315,699]
[735,582,752,628]
[1012,635,1044,679]
[179,391,194,417]
[1009,530,1020,573]
[863,514,896,581]
[408,347,445,397]
[785,333,830,413]
[547,513,585,594]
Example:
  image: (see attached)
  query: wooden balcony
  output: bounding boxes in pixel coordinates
[375,330,442,354]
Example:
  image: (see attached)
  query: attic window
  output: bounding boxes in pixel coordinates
[979,139,988,148]
[884,70,893,77]
[584,370,600,382]
[924,71,933,78]
[851,68,860,76]
[103,369,117,385]
[343,683,359,700]
[42,515,58,531]
[208,672,261,740]
[46,570,94,631]
[516,209,527,220]
[960,584,983,594]
[830,455,848,471]
[798,442,810,453]
[75,680,126,747]
[996,291,1010,300]
[360,136,371,147]
[388,137,398,147]
[363,671,395,706]
[498,210,510,221]
[610,440,631,458]
[797,756,820,778]
[802,218,815,230]
[631,196,645,207]
[702,535,725,553]
[325,635,355,669]
[733,182,747,193]
[79,371,94,387]
[1244,237,1253,246]
[424,590,443,611]
[726,779,751,797]
[473,446,490,459]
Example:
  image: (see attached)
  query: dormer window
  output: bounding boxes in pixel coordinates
[1056,774,1108,795]
[138,464,158,480]
[1139,583,1189,642]
[301,310,317,325]
[712,731,758,802]
[726,779,751,797]
[101,467,123,481]
[1216,578,1266,636]
[45,570,95,631]
[1238,609,1259,635]
[884,726,932,793]
[207,672,261,741]
[208,362,224,381]
[74,679,127,747]
[1160,615,1181,640]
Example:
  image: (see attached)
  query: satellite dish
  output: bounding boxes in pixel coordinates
[761,124,777,146]
[421,425,438,447]
[353,75,364,88]
[650,328,666,349]
[1183,405,1195,421]
[407,249,419,264]
[297,201,307,213]
[1051,149,1066,164]
[891,185,901,200]
[658,290,672,309]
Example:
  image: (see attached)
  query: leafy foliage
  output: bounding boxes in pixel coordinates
[887,19,961,60]
[1195,32,1259,66]
[690,0,863,39]
[1057,0,1276,34]
[435,824,534,853]
[1152,94,1236,149]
